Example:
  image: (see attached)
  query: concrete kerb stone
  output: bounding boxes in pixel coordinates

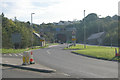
[71,51,118,62]
[1,63,55,73]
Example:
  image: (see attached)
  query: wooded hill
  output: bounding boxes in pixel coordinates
[1,13,119,49]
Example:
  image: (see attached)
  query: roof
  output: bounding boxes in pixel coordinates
[87,32,105,40]
[33,32,40,38]
[33,32,45,40]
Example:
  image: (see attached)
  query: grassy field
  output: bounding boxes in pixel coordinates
[65,44,118,60]
[2,43,59,54]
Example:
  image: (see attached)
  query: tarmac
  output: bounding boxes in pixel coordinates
[1,57,56,73]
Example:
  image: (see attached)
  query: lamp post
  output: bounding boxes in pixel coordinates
[31,13,35,48]
[98,15,101,33]
[84,10,86,48]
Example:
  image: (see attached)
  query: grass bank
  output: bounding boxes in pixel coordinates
[65,44,118,60]
[2,43,59,54]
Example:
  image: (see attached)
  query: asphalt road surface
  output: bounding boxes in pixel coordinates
[2,44,118,78]
[33,44,118,78]
[2,66,69,78]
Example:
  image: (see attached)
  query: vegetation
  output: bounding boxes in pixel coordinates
[2,43,59,54]
[1,12,119,49]
[65,44,118,60]
[2,48,29,54]
[75,14,118,46]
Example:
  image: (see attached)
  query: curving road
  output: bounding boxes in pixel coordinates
[33,44,118,78]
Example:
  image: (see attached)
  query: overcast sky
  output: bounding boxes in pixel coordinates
[1,0,120,24]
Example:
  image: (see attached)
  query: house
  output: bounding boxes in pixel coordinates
[53,21,73,25]
[33,32,45,47]
[87,32,105,45]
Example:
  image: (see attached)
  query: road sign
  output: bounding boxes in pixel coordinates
[72,36,76,38]
[11,33,21,44]
[40,39,44,42]
[72,38,76,41]
[33,30,35,32]
[72,30,76,35]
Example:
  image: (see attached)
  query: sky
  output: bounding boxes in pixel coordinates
[1,0,120,24]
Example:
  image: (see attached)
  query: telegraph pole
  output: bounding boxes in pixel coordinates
[84,10,86,48]
[31,13,35,48]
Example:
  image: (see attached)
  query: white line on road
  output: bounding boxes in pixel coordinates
[62,73,70,77]
[47,50,51,54]
[14,54,18,56]
[19,54,23,56]
[9,54,12,56]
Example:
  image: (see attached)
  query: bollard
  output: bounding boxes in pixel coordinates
[22,51,30,65]
[22,56,26,65]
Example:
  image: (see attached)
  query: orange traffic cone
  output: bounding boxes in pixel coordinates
[30,51,35,64]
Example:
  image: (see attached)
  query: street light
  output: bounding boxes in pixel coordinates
[98,15,101,33]
[31,13,35,25]
[84,10,86,48]
[31,13,35,48]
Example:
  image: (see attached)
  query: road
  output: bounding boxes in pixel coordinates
[33,44,118,78]
[2,44,118,78]
[2,66,69,78]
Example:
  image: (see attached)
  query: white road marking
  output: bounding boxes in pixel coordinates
[9,54,12,56]
[62,73,70,76]
[19,54,23,56]
[47,50,51,54]
[14,54,18,56]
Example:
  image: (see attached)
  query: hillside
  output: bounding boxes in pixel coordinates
[1,13,119,49]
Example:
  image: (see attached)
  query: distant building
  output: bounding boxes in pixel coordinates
[33,32,45,47]
[87,32,105,45]
[53,20,80,26]
[58,21,73,25]
[55,27,76,43]
[53,21,73,25]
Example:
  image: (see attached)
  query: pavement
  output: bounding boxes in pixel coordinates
[1,57,56,73]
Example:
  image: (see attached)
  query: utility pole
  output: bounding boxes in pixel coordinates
[72,28,76,46]
[98,15,101,33]
[31,13,35,48]
[84,10,86,48]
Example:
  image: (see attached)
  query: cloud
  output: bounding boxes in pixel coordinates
[1,0,119,24]
[1,0,63,23]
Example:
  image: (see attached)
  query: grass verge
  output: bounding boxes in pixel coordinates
[2,43,59,54]
[65,44,118,60]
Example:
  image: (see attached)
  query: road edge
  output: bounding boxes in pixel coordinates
[1,63,55,73]
[71,51,118,62]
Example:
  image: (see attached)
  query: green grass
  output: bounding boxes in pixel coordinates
[2,48,29,54]
[2,43,59,54]
[65,44,118,60]
[46,43,59,46]
[64,44,85,50]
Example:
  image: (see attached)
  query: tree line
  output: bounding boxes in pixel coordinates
[1,13,119,49]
